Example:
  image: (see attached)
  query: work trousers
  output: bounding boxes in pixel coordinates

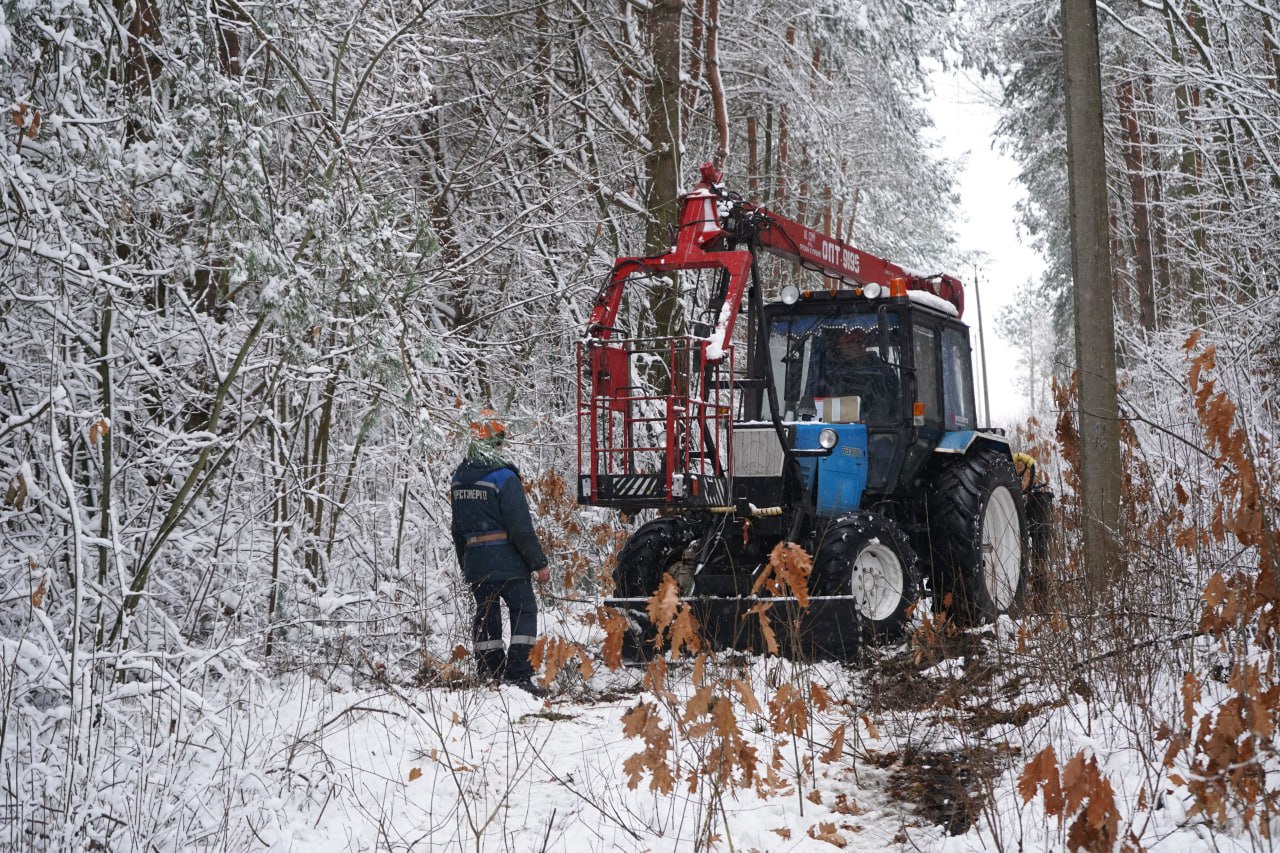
[469,577,538,681]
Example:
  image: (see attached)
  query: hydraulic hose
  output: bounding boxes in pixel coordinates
[748,252,816,543]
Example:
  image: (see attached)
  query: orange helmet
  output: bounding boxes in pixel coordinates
[469,409,506,442]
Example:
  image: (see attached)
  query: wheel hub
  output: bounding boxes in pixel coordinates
[849,543,904,621]
[982,486,1022,610]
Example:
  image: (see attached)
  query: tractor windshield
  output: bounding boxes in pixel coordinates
[766,310,902,425]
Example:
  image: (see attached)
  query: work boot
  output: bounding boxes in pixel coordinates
[476,649,506,681]
[504,676,548,698]
[473,670,501,688]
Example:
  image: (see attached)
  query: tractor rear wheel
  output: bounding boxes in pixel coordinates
[927,448,1028,626]
[810,513,921,643]
[612,517,694,597]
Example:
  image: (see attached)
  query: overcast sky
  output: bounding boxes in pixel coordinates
[924,61,1047,426]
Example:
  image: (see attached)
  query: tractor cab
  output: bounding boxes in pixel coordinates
[746,290,978,506]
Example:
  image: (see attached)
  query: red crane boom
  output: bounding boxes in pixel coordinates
[587,162,964,354]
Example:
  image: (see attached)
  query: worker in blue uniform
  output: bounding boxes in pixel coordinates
[449,410,551,697]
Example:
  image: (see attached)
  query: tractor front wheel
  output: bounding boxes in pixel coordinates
[810,512,921,643]
[612,517,694,597]
[927,448,1029,626]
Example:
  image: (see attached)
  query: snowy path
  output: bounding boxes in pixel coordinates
[267,671,944,852]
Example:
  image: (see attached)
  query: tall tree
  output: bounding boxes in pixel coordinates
[1115,79,1157,331]
[645,0,684,339]
[1061,0,1123,586]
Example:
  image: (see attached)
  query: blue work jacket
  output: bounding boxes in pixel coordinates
[450,457,548,583]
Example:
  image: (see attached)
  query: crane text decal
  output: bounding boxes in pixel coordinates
[801,229,861,275]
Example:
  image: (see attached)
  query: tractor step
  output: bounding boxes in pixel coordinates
[602,595,862,662]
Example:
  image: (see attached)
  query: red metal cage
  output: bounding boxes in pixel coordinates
[577,335,735,510]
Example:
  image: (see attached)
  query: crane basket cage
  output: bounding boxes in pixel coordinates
[577,335,736,510]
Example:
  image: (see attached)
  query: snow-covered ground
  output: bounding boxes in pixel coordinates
[260,668,925,852]
[32,600,1262,853]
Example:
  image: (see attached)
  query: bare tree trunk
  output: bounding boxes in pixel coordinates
[777,25,794,205]
[114,0,163,145]
[644,0,683,338]
[116,0,162,97]
[211,0,247,77]
[1165,3,1207,320]
[705,0,728,168]
[303,356,341,585]
[683,0,705,129]
[822,186,836,290]
[420,107,471,332]
[1062,0,1123,589]
[534,4,553,130]
[1139,75,1172,324]
[1116,79,1156,331]
[266,383,288,657]
[1266,10,1280,89]
[763,106,773,203]
[94,294,115,651]
[777,106,789,204]
[1109,204,1131,330]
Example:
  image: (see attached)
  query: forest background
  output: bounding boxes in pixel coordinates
[1,0,1276,849]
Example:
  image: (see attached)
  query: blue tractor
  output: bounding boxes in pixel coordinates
[577,164,1050,659]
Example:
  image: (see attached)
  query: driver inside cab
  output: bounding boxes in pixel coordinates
[817,326,900,423]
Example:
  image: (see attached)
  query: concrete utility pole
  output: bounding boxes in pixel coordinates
[1062,0,1124,588]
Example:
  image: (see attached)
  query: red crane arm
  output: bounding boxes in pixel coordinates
[586,163,964,350]
[746,204,911,290]
[738,191,964,316]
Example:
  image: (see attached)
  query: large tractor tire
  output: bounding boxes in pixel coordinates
[927,448,1029,626]
[810,512,922,643]
[612,517,694,597]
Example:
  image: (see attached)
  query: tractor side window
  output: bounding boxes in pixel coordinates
[941,326,976,429]
[913,327,940,424]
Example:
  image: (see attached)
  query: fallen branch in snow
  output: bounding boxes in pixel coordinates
[315,699,407,733]
[1081,630,1201,666]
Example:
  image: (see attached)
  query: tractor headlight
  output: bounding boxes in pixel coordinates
[818,428,838,449]
[863,282,883,299]
[780,284,800,305]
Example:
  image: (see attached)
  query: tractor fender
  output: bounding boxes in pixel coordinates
[932,430,1013,459]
